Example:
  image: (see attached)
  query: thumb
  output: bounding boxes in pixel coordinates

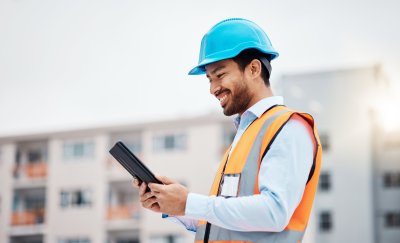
[156,175,177,185]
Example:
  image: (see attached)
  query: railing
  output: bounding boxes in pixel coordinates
[106,204,140,220]
[25,163,47,178]
[11,210,45,225]
[13,162,48,179]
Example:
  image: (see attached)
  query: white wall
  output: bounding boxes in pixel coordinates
[46,134,108,243]
[0,144,16,243]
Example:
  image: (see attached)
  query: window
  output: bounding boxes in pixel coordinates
[385,212,400,228]
[12,189,46,224]
[111,132,143,154]
[319,171,331,191]
[58,238,90,243]
[11,235,43,243]
[383,172,400,188]
[60,189,92,208]
[319,211,333,232]
[116,239,139,243]
[125,138,142,154]
[28,149,44,162]
[25,196,45,211]
[153,134,187,152]
[63,141,94,160]
[15,143,48,164]
[15,149,21,164]
[319,133,330,151]
[150,235,185,243]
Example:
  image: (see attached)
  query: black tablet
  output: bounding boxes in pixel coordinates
[109,141,161,191]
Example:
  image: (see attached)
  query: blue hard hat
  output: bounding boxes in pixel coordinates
[188,18,279,75]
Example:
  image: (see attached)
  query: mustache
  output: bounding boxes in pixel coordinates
[214,88,230,97]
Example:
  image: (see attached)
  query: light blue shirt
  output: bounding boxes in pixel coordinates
[168,96,314,232]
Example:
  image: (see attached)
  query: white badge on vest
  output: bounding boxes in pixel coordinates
[220,173,241,197]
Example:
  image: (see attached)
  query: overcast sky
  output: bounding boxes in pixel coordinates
[0,0,399,137]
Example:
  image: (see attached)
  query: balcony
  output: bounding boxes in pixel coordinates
[14,162,48,180]
[11,188,46,231]
[14,141,48,184]
[107,204,140,220]
[11,209,45,226]
[106,181,140,230]
[9,209,46,237]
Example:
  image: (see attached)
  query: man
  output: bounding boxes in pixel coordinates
[136,18,322,243]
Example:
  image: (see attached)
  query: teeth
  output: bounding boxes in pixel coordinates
[219,95,227,103]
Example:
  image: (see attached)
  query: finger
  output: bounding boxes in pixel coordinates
[155,175,177,185]
[131,178,139,188]
[150,203,161,212]
[149,183,165,193]
[139,182,147,196]
[140,192,155,203]
[140,192,156,204]
[142,196,158,209]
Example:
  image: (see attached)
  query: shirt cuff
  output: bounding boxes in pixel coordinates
[161,214,198,233]
[185,192,209,220]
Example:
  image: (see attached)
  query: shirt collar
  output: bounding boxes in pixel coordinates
[234,96,284,128]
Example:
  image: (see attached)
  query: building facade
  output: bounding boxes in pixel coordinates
[1,66,399,243]
[280,65,400,243]
[0,115,235,243]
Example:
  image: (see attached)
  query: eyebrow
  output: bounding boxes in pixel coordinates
[206,65,226,78]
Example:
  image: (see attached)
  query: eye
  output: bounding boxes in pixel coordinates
[217,73,226,79]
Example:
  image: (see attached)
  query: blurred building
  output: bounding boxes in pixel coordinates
[281,65,400,243]
[0,115,235,243]
[1,66,399,243]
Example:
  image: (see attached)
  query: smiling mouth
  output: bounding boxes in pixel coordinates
[218,93,228,107]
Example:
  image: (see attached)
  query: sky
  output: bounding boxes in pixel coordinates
[0,0,399,137]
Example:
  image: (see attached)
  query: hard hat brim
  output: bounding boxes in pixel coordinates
[188,47,279,75]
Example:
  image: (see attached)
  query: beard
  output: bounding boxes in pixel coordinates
[223,81,252,116]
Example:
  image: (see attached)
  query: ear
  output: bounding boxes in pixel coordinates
[247,59,262,79]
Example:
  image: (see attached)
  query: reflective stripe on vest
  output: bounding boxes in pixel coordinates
[195,106,322,243]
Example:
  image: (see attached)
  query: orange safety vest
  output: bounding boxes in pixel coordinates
[194,105,322,243]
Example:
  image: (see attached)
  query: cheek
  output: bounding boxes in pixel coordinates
[220,76,236,90]
[230,77,246,92]
[228,71,246,87]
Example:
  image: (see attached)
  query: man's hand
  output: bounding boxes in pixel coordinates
[132,178,161,213]
[148,175,189,216]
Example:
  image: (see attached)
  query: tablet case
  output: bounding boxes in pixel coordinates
[109,141,161,191]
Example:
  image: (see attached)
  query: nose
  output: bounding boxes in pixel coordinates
[210,80,221,96]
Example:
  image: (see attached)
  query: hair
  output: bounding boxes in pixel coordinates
[232,49,271,87]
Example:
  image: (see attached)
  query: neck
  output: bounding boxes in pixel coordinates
[239,85,273,116]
